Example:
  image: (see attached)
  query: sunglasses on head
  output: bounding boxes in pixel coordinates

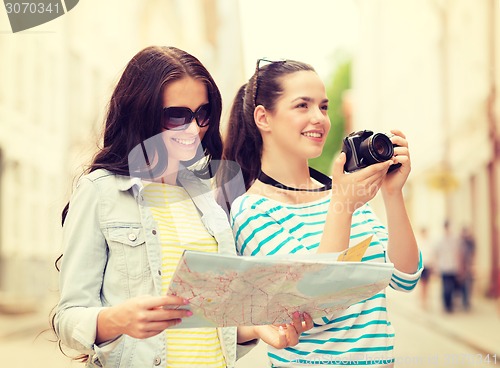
[162,103,210,131]
[253,58,287,107]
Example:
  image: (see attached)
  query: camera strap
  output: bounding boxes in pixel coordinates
[257,167,332,192]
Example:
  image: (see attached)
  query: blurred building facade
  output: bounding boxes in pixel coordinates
[353,0,499,296]
[0,0,245,308]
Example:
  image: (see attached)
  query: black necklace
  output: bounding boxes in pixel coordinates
[257,167,332,192]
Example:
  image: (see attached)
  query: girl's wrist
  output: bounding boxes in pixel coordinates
[329,198,357,215]
[237,325,259,343]
[382,187,404,199]
[96,307,121,344]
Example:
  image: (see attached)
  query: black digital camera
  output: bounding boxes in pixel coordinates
[342,130,401,173]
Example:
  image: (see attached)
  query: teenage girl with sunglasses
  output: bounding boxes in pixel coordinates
[52,47,312,368]
[222,59,422,367]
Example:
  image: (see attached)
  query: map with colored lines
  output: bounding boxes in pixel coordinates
[166,236,393,328]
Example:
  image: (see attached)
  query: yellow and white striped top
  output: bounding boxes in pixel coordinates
[143,182,226,368]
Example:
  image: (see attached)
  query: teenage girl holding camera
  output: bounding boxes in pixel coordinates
[221,58,422,367]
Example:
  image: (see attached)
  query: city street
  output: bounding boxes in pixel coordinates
[236,285,498,368]
[388,293,496,368]
[1,281,498,368]
[0,1,499,368]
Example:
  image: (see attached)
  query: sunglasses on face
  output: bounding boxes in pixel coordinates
[162,103,210,131]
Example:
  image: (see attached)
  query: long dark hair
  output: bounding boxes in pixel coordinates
[60,46,223,225]
[220,59,314,195]
[52,46,222,361]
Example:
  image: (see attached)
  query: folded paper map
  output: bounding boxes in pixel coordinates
[166,236,393,328]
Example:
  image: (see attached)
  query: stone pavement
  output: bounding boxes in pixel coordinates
[0,293,57,341]
[0,280,499,362]
[386,278,500,358]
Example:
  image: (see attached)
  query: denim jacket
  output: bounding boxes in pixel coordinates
[55,169,255,368]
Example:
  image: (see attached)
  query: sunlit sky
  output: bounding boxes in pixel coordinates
[238,0,359,79]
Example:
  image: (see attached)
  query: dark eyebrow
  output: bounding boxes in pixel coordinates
[291,97,329,104]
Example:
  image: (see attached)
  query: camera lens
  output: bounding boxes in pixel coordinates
[361,133,394,163]
[373,136,391,156]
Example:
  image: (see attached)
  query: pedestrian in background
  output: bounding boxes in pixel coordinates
[52,46,312,368]
[416,227,434,310]
[221,58,422,367]
[459,226,476,311]
[434,220,462,313]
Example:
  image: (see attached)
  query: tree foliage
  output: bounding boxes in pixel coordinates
[309,59,352,174]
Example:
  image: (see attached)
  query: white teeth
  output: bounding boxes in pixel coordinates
[173,138,196,145]
[302,132,322,138]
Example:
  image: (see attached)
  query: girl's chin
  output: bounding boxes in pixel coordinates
[167,147,202,163]
[307,148,324,159]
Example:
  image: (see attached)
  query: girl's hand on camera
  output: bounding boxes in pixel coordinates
[331,152,392,214]
[382,129,411,195]
[96,295,192,343]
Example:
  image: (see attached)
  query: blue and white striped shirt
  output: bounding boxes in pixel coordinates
[230,194,422,367]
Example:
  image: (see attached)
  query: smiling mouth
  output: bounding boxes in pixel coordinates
[172,137,197,145]
[301,132,323,138]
